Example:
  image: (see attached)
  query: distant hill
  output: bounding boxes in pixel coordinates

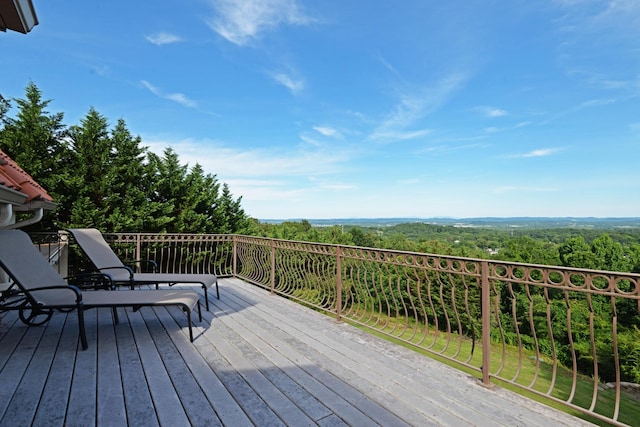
[259,217,640,229]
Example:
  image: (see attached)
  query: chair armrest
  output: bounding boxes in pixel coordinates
[27,284,83,304]
[96,265,134,279]
[126,259,158,273]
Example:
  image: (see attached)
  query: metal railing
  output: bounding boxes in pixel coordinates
[38,232,640,426]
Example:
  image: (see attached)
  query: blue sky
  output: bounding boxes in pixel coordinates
[2,1,639,219]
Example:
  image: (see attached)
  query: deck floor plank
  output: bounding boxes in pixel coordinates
[126,305,191,426]
[219,280,463,426]
[32,313,79,426]
[234,285,515,425]
[114,308,159,427]
[210,282,402,426]
[156,305,254,426]
[0,277,596,426]
[66,308,98,427]
[97,308,128,427]
[140,306,222,427]
[0,310,64,425]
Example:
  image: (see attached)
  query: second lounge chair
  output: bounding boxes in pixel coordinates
[68,228,219,311]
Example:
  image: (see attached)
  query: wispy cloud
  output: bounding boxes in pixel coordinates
[554,0,640,91]
[141,80,197,108]
[507,148,562,158]
[370,73,467,141]
[145,32,183,46]
[206,0,313,46]
[143,137,351,179]
[269,72,304,94]
[473,106,508,118]
[370,129,432,141]
[541,96,622,124]
[313,126,341,138]
[483,121,532,134]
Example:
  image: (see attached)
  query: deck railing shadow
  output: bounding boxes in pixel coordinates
[31,231,640,426]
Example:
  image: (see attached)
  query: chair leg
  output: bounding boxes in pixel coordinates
[197,300,202,322]
[186,308,194,342]
[77,308,88,350]
[203,285,210,311]
[215,279,220,299]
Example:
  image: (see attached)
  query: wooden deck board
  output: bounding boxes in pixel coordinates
[0,278,595,426]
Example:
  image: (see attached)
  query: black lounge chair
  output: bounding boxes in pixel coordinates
[0,229,201,350]
[67,228,219,311]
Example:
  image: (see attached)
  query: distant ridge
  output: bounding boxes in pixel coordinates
[258,217,640,229]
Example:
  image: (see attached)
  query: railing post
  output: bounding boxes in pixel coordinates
[135,233,142,269]
[232,235,237,277]
[336,246,342,323]
[481,260,491,386]
[270,239,276,295]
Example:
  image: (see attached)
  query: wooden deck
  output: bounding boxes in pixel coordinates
[0,277,593,426]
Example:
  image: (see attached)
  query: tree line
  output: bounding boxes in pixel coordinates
[0,83,248,233]
[245,220,640,273]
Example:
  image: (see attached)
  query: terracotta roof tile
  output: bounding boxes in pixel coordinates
[0,149,54,203]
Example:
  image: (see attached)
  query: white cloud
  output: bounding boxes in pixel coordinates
[270,72,304,94]
[313,126,340,138]
[509,148,561,158]
[473,106,508,118]
[371,73,467,141]
[370,129,432,142]
[207,0,312,46]
[145,32,183,46]
[141,80,197,108]
[143,137,350,179]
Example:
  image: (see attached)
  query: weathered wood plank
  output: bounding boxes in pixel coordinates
[139,306,222,426]
[32,313,80,426]
[0,310,64,425]
[215,281,411,426]
[66,308,98,427]
[96,308,127,427]
[155,302,254,426]
[126,306,191,426]
[0,319,45,422]
[204,288,370,426]
[115,308,159,427]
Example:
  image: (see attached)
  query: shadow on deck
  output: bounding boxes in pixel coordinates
[0,278,594,426]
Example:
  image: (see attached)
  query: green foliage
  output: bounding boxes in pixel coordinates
[0,83,247,233]
[0,82,72,229]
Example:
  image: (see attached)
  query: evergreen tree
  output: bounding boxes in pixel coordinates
[0,82,71,229]
[67,108,112,228]
[217,183,248,233]
[105,119,155,231]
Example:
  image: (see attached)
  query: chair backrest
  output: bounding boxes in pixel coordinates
[0,229,73,305]
[67,228,130,281]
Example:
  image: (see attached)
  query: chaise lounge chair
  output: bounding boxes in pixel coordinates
[67,228,219,311]
[0,229,202,350]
